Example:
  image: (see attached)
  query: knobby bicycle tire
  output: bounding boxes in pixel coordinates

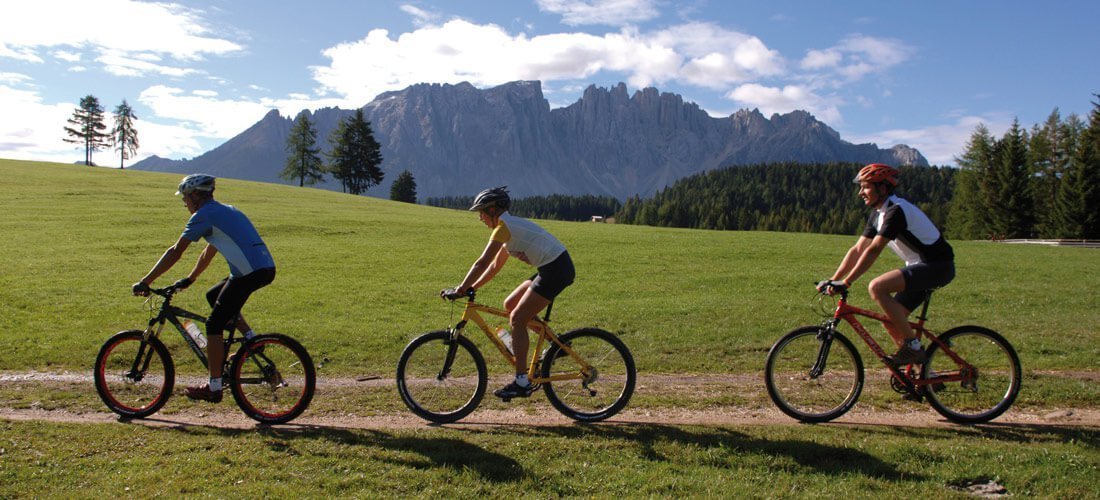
[94,329,175,419]
[228,333,316,424]
[922,325,1021,423]
[540,327,636,422]
[396,330,487,423]
[765,325,864,423]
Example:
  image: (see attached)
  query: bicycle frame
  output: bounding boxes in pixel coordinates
[142,289,240,370]
[827,295,975,389]
[448,297,593,385]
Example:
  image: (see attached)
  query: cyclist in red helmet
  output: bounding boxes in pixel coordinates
[818,164,955,366]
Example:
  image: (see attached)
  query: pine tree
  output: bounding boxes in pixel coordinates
[947,124,996,239]
[282,111,325,187]
[390,170,417,203]
[1051,97,1100,238]
[111,100,139,169]
[989,120,1034,238]
[63,95,110,166]
[327,109,384,195]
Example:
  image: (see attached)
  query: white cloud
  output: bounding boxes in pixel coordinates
[800,34,912,82]
[0,84,89,163]
[312,19,785,105]
[400,4,441,27]
[0,0,242,76]
[847,113,1015,166]
[52,50,81,63]
[96,51,201,78]
[536,0,660,26]
[726,83,842,123]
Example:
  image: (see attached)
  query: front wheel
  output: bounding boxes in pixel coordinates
[94,330,175,419]
[228,334,315,424]
[541,328,636,422]
[396,330,488,423]
[922,325,1021,423]
[765,325,864,423]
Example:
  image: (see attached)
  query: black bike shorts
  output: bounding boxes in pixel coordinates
[528,251,575,301]
[205,267,276,336]
[896,261,954,311]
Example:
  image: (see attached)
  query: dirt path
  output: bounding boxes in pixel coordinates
[2,371,1098,430]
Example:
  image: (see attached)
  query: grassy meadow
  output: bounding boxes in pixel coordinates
[1,159,1096,378]
[2,159,1099,497]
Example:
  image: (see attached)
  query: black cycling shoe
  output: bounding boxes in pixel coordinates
[886,344,927,366]
[494,381,535,401]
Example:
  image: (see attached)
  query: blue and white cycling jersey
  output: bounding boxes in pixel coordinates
[181,200,274,277]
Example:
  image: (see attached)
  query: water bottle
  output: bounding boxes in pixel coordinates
[183,320,207,349]
[495,328,513,354]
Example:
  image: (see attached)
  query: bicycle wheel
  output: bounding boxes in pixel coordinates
[396,330,487,423]
[922,325,1021,423]
[94,330,175,419]
[765,325,864,423]
[228,334,315,424]
[541,328,636,422]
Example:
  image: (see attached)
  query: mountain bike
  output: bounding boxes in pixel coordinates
[396,289,636,423]
[764,284,1021,424]
[94,285,315,424]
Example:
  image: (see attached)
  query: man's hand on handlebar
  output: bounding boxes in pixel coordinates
[172,277,193,290]
[440,287,474,301]
[815,279,848,296]
[132,281,151,297]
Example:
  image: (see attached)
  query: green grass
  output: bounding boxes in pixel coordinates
[1,418,1097,497]
[2,158,1096,378]
[2,159,1099,497]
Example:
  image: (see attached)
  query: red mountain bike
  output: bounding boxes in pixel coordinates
[765,284,1021,423]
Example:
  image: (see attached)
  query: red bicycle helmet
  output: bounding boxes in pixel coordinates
[854,163,900,186]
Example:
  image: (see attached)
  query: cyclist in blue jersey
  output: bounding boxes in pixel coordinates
[442,186,576,400]
[819,164,955,367]
[132,174,276,403]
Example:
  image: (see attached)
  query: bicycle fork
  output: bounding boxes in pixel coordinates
[809,322,837,378]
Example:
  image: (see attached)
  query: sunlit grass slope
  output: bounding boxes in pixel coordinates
[1,159,1097,376]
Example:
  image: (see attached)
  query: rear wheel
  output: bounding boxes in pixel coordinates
[541,328,636,422]
[396,330,487,423]
[922,326,1021,423]
[765,325,864,423]
[228,334,315,424]
[94,330,174,419]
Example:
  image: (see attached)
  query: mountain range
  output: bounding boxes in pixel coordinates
[131,81,927,199]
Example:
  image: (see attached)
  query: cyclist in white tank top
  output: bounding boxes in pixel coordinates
[442,187,575,401]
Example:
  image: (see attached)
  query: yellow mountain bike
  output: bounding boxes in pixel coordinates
[396,289,636,423]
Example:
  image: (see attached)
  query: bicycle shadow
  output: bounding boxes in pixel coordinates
[826,419,1100,448]
[120,418,525,484]
[443,422,917,481]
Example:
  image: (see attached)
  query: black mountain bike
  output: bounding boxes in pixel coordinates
[94,285,315,424]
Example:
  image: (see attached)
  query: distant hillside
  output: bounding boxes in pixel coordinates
[132,81,927,199]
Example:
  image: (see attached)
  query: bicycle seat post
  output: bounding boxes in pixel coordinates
[916,291,933,323]
[543,301,554,322]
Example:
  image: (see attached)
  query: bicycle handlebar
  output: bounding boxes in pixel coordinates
[441,287,476,302]
[815,280,849,299]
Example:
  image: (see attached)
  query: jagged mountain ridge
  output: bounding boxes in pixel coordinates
[132,81,927,199]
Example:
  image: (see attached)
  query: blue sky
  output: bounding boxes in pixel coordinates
[1,0,1097,167]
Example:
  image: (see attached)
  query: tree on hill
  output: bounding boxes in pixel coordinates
[111,100,139,169]
[390,170,417,203]
[947,124,996,239]
[1050,96,1100,238]
[327,108,384,195]
[989,120,1035,238]
[63,95,110,166]
[282,111,325,187]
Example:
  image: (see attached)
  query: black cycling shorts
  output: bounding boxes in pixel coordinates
[895,261,954,311]
[528,251,575,301]
[205,267,276,336]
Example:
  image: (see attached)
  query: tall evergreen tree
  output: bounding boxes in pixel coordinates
[111,100,139,169]
[62,95,110,166]
[1051,97,1100,238]
[989,120,1034,238]
[327,109,384,195]
[390,170,418,203]
[947,124,996,238]
[281,111,325,187]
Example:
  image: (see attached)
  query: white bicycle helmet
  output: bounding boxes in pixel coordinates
[175,173,216,195]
